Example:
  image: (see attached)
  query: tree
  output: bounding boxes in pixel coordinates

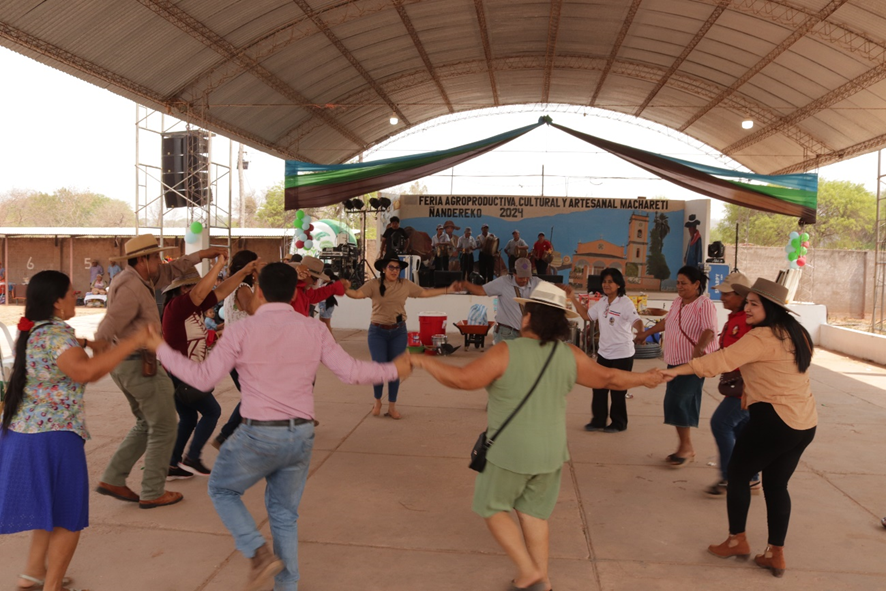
[0,187,135,227]
[253,182,296,228]
[711,179,876,249]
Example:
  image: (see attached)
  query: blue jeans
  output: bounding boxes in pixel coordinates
[493,324,520,345]
[710,395,758,484]
[208,422,314,591]
[169,375,221,465]
[367,322,407,402]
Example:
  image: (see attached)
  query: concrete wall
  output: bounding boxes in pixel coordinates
[1,235,290,298]
[724,245,873,319]
[820,324,886,366]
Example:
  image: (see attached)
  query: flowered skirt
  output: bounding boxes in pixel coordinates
[0,430,89,533]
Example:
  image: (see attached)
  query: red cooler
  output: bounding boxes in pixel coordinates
[418,312,447,347]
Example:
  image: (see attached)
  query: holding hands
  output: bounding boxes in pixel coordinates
[144,324,164,353]
[393,352,413,380]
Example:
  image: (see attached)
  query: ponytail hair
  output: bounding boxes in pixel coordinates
[2,270,71,432]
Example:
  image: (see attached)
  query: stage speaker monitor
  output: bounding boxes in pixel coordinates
[587,274,603,293]
[434,270,462,288]
[538,274,563,284]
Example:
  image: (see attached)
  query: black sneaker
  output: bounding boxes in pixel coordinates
[181,457,211,475]
[166,466,195,481]
[584,423,605,432]
[603,426,625,433]
[705,480,728,497]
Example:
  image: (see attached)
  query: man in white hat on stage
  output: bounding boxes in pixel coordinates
[92,234,227,509]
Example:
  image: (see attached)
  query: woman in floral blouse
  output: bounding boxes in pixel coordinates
[0,270,146,591]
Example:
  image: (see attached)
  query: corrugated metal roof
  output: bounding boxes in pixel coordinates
[3,0,886,174]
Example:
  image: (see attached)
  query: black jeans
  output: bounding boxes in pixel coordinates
[460,254,474,280]
[727,402,815,546]
[218,368,243,440]
[535,259,548,275]
[169,374,220,465]
[590,355,634,430]
[479,253,495,283]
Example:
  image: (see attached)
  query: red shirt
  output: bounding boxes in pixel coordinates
[719,309,751,375]
[290,280,345,317]
[162,291,218,362]
[532,239,552,259]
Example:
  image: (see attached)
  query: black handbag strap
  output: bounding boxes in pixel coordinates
[486,341,559,448]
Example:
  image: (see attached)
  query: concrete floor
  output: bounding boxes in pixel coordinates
[2,316,885,591]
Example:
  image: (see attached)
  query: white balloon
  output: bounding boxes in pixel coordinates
[304,240,313,249]
[302,215,312,226]
[302,221,311,231]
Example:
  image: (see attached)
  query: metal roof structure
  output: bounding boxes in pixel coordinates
[3,0,886,175]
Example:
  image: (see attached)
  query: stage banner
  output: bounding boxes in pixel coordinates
[397,195,695,292]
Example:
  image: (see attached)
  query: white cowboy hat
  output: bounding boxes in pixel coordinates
[514,282,580,318]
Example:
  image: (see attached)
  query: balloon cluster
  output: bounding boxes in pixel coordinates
[184,221,204,244]
[293,210,314,250]
[785,230,810,269]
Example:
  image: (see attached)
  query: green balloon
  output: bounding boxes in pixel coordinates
[190,222,203,234]
[800,232,810,242]
[799,246,808,256]
[788,252,799,261]
[791,238,801,249]
[296,210,305,219]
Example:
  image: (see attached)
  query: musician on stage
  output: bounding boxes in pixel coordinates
[532,232,554,275]
[475,224,498,283]
[504,230,528,274]
[379,216,410,259]
[431,224,451,272]
[456,228,477,281]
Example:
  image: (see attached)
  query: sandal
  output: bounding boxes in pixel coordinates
[667,453,696,468]
[17,575,73,589]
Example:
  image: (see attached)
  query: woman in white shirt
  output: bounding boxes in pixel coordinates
[569,268,643,432]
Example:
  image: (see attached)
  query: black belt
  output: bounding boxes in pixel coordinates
[243,418,312,427]
[371,321,404,330]
[496,323,519,333]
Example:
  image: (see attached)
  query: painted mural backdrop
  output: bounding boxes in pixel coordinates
[397,195,688,291]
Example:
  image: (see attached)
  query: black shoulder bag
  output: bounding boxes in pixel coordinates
[469,341,558,472]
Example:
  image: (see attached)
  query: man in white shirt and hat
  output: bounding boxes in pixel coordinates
[431,224,451,273]
[456,227,477,281]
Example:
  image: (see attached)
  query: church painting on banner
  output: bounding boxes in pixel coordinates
[394,195,707,292]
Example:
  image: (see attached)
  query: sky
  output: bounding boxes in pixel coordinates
[0,45,880,226]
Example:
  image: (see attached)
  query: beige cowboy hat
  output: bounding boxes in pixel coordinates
[732,278,797,314]
[299,256,330,282]
[110,234,177,262]
[442,220,460,230]
[162,272,201,294]
[514,282,580,318]
[713,271,751,294]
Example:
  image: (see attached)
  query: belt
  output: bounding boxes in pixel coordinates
[371,322,404,330]
[496,323,519,333]
[243,418,312,427]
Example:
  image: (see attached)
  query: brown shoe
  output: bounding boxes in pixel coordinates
[138,490,183,509]
[708,532,750,559]
[95,481,139,503]
[245,543,284,591]
[755,544,786,577]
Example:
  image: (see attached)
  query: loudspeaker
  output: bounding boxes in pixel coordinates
[434,270,461,288]
[587,274,603,293]
[162,131,212,208]
[537,274,563,284]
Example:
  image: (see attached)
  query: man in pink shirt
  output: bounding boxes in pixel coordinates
[147,262,409,591]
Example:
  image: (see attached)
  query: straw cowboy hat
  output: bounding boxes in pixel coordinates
[713,271,751,294]
[514,282,580,318]
[732,278,797,314]
[162,272,201,294]
[110,234,177,262]
[442,220,460,230]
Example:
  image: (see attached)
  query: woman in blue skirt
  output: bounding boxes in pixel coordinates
[0,271,145,591]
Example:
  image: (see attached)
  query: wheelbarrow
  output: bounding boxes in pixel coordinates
[454,320,495,349]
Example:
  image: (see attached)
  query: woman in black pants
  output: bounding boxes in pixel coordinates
[661,278,817,578]
[567,269,643,432]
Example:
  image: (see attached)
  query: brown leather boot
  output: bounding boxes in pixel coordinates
[755,544,786,577]
[708,532,750,559]
[245,543,284,591]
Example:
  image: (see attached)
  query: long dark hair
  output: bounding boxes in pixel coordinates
[2,270,71,432]
[677,265,707,296]
[600,268,627,297]
[525,302,570,346]
[755,296,814,373]
[230,250,258,287]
